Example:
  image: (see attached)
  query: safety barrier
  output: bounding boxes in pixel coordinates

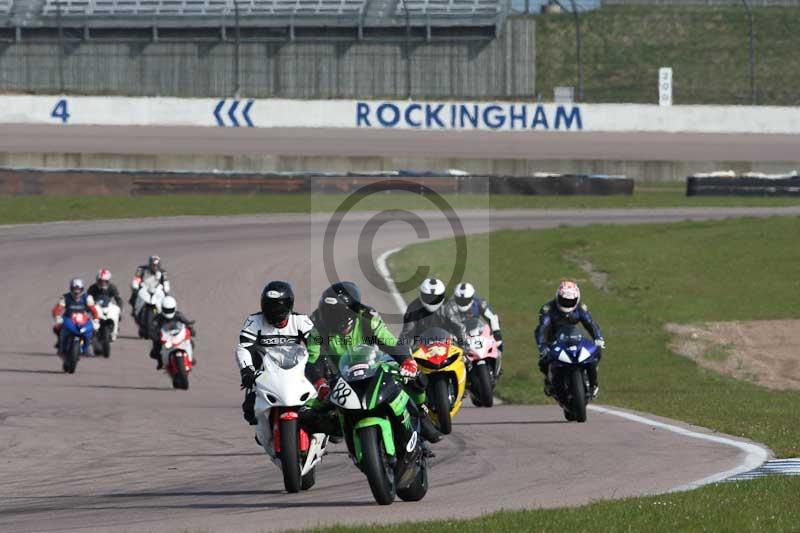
[3,96,800,134]
[0,168,634,196]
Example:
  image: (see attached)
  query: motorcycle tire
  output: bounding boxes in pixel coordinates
[396,459,428,502]
[474,364,494,408]
[300,466,316,491]
[101,326,111,358]
[64,338,80,374]
[171,355,189,390]
[358,425,396,505]
[569,367,587,423]
[432,377,452,435]
[279,417,302,493]
[563,408,576,422]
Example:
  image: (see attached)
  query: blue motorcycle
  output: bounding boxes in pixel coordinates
[59,311,95,374]
[545,326,600,423]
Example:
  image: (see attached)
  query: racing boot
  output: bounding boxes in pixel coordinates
[419,403,442,443]
[587,365,599,399]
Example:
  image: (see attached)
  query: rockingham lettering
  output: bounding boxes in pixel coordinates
[356,101,583,131]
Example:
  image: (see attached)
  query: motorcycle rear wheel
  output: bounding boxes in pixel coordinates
[396,459,428,502]
[569,367,587,423]
[279,417,302,493]
[359,425,396,505]
[432,378,452,434]
[300,466,316,491]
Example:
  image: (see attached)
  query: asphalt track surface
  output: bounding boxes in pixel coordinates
[1,125,799,161]
[1,207,797,533]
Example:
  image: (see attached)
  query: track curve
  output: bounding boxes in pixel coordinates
[1,207,795,533]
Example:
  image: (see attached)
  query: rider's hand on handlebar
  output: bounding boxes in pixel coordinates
[400,358,419,378]
[313,378,331,401]
[595,338,606,349]
[240,366,257,389]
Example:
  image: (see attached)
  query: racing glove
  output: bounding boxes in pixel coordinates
[400,358,419,378]
[92,319,100,331]
[595,338,606,349]
[313,378,331,401]
[240,365,257,389]
[492,330,503,348]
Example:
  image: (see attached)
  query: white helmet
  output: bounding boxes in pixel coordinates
[162,296,177,319]
[453,282,476,312]
[556,280,581,313]
[419,278,446,312]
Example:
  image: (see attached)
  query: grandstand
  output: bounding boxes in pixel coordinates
[1,0,508,37]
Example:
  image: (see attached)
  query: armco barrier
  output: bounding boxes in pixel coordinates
[0,168,633,196]
[686,176,800,197]
[2,95,800,134]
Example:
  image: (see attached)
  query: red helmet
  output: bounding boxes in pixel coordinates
[556,280,581,313]
[97,268,112,289]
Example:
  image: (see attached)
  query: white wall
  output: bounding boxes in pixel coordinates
[3,96,800,134]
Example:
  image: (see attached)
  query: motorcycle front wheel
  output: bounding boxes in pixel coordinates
[279,417,302,493]
[101,326,111,358]
[472,364,494,408]
[569,367,587,423]
[171,354,189,390]
[64,338,80,374]
[431,377,452,434]
[359,425,396,505]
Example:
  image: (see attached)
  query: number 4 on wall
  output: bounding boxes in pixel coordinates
[51,99,70,124]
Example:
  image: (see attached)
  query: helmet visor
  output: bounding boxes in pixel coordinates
[262,300,291,326]
[557,295,579,311]
[320,303,355,334]
[420,292,445,307]
[454,295,472,308]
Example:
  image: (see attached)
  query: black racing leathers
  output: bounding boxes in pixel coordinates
[88,283,124,312]
[400,298,467,348]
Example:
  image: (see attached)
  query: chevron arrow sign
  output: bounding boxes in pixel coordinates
[214,99,254,127]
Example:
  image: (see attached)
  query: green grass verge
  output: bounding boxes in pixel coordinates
[303,476,800,532]
[534,6,800,105]
[389,216,800,457]
[2,190,800,225]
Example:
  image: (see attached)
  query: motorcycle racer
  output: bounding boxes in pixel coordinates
[150,296,196,370]
[443,282,503,352]
[52,278,99,355]
[235,281,314,425]
[88,268,124,341]
[308,282,443,443]
[129,255,170,314]
[400,278,466,348]
[535,280,605,398]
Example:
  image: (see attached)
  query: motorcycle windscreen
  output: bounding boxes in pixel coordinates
[338,344,394,381]
[261,344,308,370]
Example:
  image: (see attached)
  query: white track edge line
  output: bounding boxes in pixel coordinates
[377,245,771,492]
[588,404,771,491]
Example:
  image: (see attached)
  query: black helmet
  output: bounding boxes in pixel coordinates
[260,281,295,327]
[318,282,361,335]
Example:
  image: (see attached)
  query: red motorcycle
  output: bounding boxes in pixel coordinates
[159,322,194,390]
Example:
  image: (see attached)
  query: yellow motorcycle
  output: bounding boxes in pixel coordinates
[412,327,467,434]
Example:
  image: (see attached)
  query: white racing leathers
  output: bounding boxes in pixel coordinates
[235,312,314,370]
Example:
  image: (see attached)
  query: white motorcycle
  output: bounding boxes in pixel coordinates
[135,284,166,339]
[93,295,121,358]
[159,321,194,390]
[253,344,328,493]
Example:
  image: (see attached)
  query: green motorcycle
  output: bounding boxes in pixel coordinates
[329,344,429,505]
